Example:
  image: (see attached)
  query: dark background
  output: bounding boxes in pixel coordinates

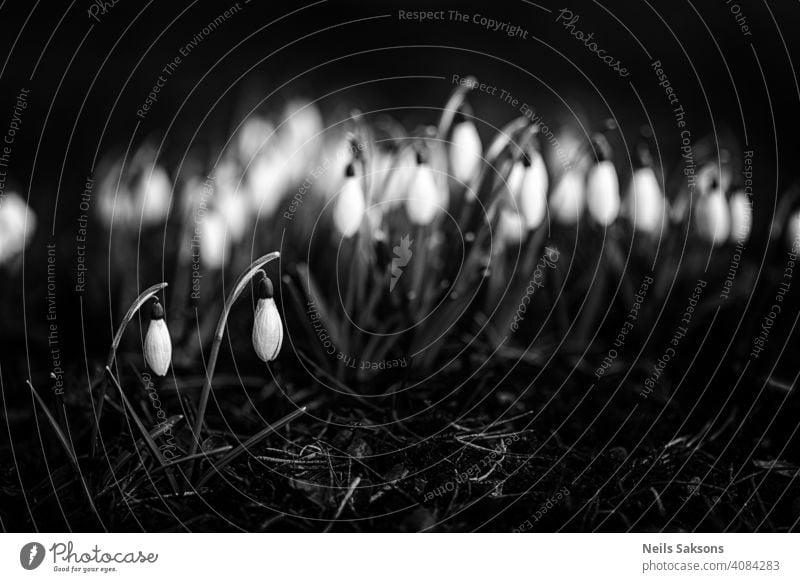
[1,0,799,532]
[3,0,797,369]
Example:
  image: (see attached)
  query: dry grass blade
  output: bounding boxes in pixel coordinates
[99,414,183,495]
[26,380,99,516]
[323,475,362,532]
[105,367,180,494]
[196,406,308,488]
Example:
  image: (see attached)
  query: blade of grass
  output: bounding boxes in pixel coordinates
[27,380,99,516]
[196,406,308,487]
[105,367,180,494]
[99,414,183,495]
[296,351,382,411]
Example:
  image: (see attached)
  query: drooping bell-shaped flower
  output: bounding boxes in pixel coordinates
[134,163,172,225]
[549,167,585,225]
[252,276,283,362]
[504,158,526,201]
[496,206,525,247]
[200,210,228,269]
[237,115,273,162]
[519,151,549,230]
[247,150,290,217]
[786,209,800,253]
[695,179,730,246]
[97,158,135,227]
[333,163,365,237]
[624,166,666,236]
[729,190,752,244]
[450,119,482,184]
[406,153,441,226]
[585,137,620,226]
[0,191,37,265]
[282,99,324,183]
[213,160,251,243]
[144,301,172,376]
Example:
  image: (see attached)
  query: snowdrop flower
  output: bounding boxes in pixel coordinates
[333,163,365,237]
[624,166,667,236]
[282,99,323,153]
[504,158,526,202]
[585,138,620,226]
[728,190,752,244]
[519,151,549,230]
[134,164,172,225]
[496,206,525,246]
[246,150,290,217]
[0,192,36,265]
[144,300,172,376]
[200,209,228,269]
[406,154,441,225]
[694,178,730,246]
[237,115,274,162]
[383,148,417,207]
[450,118,482,184]
[549,167,586,225]
[786,209,800,253]
[214,160,250,242]
[252,276,283,362]
[96,159,135,227]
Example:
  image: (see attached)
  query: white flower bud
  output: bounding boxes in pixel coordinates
[282,99,323,154]
[586,160,620,226]
[135,164,172,225]
[406,161,441,225]
[247,151,289,217]
[786,210,800,253]
[200,210,228,269]
[519,152,549,230]
[144,302,172,376]
[504,159,526,201]
[252,277,283,362]
[0,192,36,265]
[212,161,251,242]
[450,120,482,184]
[496,207,525,246]
[218,188,250,243]
[382,148,416,207]
[729,190,752,244]
[549,168,585,225]
[237,115,273,162]
[334,166,365,238]
[624,167,666,236]
[97,160,134,227]
[695,189,730,246]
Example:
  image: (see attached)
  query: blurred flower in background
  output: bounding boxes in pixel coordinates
[0,192,36,265]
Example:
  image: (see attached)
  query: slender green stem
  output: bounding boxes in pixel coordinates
[188,252,280,462]
[90,282,168,456]
[436,75,475,140]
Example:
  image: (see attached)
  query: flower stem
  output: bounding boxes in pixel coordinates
[188,252,280,463]
[90,282,168,457]
[437,76,476,140]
